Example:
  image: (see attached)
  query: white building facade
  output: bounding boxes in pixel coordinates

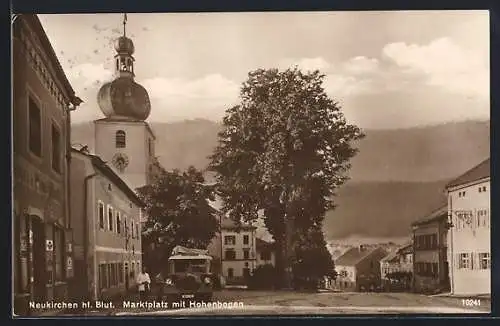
[70,149,143,300]
[446,158,490,296]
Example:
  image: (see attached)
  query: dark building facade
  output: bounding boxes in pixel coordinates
[12,14,81,315]
[412,205,450,294]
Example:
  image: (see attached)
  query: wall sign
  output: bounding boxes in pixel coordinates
[46,239,53,252]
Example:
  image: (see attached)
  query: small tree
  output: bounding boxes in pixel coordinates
[137,166,219,274]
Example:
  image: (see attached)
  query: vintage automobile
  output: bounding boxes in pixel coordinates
[156,246,214,302]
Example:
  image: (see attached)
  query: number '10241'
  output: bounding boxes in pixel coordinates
[462,299,481,307]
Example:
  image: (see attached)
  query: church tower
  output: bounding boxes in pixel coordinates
[94,14,158,191]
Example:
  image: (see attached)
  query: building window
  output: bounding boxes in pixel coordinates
[260,251,271,261]
[98,202,105,229]
[243,235,249,245]
[227,268,234,278]
[148,138,153,156]
[99,264,108,289]
[116,211,121,234]
[477,209,490,228]
[458,253,471,269]
[51,124,62,173]
[119,262,124,283]
[108,206,114,232]
[28,96,42,157]
[115,130,126,148]
[54,227,64,281]
[225,249,236,260]
[431,263,438,277]
[224,235,236,245]
[136,223,139,239]
[243,249,250,260]
[479,253,490,269]
[243,268,250,278]
[124,218,128,237]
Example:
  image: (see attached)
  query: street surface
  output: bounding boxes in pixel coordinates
[105,290,490,316]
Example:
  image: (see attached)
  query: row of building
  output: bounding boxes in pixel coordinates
[13,14,160,314]
[334,158,491,296]
[13,14,278,314]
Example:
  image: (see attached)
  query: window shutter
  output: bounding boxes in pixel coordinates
[455,254,460,269]
[470,252,474,270]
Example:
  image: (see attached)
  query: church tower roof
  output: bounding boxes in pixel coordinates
[97,13,151,121]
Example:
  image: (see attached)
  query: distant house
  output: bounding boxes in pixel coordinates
[446,158,490,296]
[256,238,276,267]
[334,245,387,292]
[207,215,257,286]
[380,243,413,292]
[411,204,449,294]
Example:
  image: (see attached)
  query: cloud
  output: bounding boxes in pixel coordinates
[279,57,332,72]
[342,56,379,75]
[382,37,489,99]
[323,74,375,98]
[141,74,240,121]
[66,63,113,88]
[142,74,239,101]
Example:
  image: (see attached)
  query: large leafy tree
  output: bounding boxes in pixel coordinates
[209,67,364,288]
[137,166,219,273]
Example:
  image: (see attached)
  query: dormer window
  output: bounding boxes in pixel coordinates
[116,130,126,148]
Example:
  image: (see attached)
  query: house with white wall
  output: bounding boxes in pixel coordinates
[334,245,387,292]
[70,148,143,300]
[256,238,276,267]
[446,158,490,296]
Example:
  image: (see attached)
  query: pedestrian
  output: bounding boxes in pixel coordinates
[136,266,151,301]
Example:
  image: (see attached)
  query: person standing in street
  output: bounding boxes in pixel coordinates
[136,266,151,301]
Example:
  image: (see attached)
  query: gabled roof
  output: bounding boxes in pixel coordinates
[335,247,382,266]
[71,148,144,207]
[411,204,448,227]
[220,216,256,230]
[397,243,413,255]
[446,158,490,189]
[380,251,399,263]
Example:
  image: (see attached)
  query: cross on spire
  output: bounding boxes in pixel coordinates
[123,13,128,37]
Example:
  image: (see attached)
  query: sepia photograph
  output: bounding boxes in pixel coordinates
[11,10,490,317]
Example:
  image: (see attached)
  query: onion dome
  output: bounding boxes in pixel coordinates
[97,77,151,121]
[114,36,135,55]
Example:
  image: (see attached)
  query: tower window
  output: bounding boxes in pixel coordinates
[115,130,126,148]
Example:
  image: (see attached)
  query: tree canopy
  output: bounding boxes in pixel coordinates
[137,166,219,272]
[209,67,364,287]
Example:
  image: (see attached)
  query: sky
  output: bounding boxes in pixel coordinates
[38,11,490,129]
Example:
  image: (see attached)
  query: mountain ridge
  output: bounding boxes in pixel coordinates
[70,119,489,239]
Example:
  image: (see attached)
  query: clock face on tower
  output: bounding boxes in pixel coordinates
[112,153,129,172]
